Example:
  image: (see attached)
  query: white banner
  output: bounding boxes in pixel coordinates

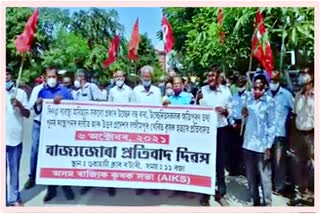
[36,100,217,195]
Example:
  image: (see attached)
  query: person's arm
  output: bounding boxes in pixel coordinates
[266,99,276,158]
[14,90,30,118]
[34,90,43,115]
[28,86,39,111]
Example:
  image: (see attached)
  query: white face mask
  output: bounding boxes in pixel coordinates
[74,80,81,89]
[166,88,173,96]
[116,80,124,88]
[269,82,280,91]
[298,74,311,86]
[47,78,57,88]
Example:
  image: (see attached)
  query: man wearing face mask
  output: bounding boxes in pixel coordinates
[162,76,192,106]
[196,65,232,206]
[133,65,162,196]
[6,68,30,206]
[34,66,75,202]
[241,75,276,206]
[288,62,314,206]
[108,70,135,103]
[134,65,162,105]
[106,72,117,100]
[228,75,248,176]
[73,69,104,101]
[267,70,293,196]
[24,70,47,190]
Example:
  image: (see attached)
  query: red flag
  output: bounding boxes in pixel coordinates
[128,18,141,61]
[103,35,120,67]
[161,15,174,54]
[15,8,39,54]
[217,8,225,44]
[251,10,274,77]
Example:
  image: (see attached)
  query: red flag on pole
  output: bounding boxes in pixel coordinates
[217,8,225,44]
[15,8,39,54]
[103,35,120,67]
[161,15,174,54]
[251,10,274,77]
[128,18,141,61]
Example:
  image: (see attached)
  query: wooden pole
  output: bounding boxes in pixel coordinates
[164,52,167,73]
[15,55,25,97]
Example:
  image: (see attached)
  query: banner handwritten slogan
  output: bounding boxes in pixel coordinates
[37,100,217,194]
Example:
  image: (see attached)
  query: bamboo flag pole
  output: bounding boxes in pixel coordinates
[15,55,25,97]
[240,27,256,136]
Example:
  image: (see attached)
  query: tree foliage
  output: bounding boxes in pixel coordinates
[161,7,314,78]
[6,7,163,85]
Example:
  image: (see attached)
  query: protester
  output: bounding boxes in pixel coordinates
[107,69,135,197]
[106,72,117,100]
[24,71,46,190]
[228,75,248,176]
[133,65,162,195]
[241,74,275,206]
[108,70,135,103]
[98,83,108,101]
[73,69,104,101]
[163,76,192,106]
[197,65,232,206]
[34,66,75,202]
[133,65,161,105]
[162,81,173,103]
[162,76,196,199]
[288,62,314,206]
[158,75,167,96]
[167,68,177,84]
[267,70,294,195]
[6,68,30,206]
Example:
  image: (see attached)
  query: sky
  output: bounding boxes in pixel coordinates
[66,7,164,50]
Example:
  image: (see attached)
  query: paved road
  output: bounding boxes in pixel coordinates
[18,114,289,206]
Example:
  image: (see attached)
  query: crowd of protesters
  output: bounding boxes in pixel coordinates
[6,62,314,207]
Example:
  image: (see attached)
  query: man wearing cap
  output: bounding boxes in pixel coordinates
[6,68,30,206]
[267,70,293,196]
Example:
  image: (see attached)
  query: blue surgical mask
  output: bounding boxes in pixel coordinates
[6,80,13,91]
[143,80,151,88]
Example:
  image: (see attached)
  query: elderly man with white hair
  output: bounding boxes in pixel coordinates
[133,65,162,196]
[108,70,135,103]
[133,65,162,105]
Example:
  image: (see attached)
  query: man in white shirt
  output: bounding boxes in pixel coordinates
[196,65,232,206]
[24,76,45,190]
[106,69,134,197]
[133,65,161,196]
[133,65,162,105]
[108,70,135,103]
[6,68,30,206]
[289,62,314,206]
[73,69,104,101]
